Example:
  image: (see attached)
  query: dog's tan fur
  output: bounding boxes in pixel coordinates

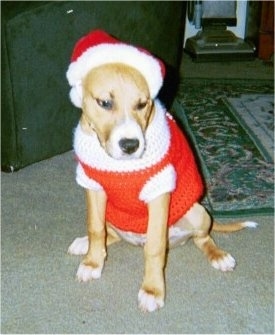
[80,64,154,154]
[68,63,256,312]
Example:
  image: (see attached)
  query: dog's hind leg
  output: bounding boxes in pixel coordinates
[193,235,236,271]
[67,224,121,256]
[189,204,236,271]
[106,224,121,245]
[178,203,236,271]
[68,236,89,256]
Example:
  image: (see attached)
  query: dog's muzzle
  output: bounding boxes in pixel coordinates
[119,138,140,155]
[106,119,145,160]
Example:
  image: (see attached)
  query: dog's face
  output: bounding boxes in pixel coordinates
[80,63,155,160]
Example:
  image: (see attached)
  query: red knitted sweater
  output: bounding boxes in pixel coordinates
[78,117,204,234]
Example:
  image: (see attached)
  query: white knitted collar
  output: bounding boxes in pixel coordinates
[73,99,171,172]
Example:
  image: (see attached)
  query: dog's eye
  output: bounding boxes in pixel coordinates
[96,99,113,111]
[135,101,147,111]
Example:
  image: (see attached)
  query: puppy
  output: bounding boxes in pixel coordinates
[67,61,257,312]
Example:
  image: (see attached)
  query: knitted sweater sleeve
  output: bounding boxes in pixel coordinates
[139,163,176,203]
[76,163,103,191]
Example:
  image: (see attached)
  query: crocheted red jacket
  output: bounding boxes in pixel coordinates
[78,117,204,234]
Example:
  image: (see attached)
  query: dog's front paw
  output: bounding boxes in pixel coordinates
[68,236,88,255]
[211,253,236,272]
[138,289,164,312]
[76,263,103,282]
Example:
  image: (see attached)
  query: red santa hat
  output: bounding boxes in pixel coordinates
[66,30,166,108]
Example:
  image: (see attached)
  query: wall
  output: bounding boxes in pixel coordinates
[183,0,248,45]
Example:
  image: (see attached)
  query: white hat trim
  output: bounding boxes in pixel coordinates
[66,43,163,108]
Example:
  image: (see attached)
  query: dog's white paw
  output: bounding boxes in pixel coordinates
[68,236,88,255]
[76,263,103,282]
[138,289,164,313]
[211,253,236,272]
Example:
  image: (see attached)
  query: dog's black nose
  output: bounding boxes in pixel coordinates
[119,138,139,154]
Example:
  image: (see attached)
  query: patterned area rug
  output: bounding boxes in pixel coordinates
[172,79,274,216]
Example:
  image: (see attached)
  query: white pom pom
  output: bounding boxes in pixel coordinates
[69,82,83,108]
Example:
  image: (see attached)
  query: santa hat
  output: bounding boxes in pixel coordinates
[66,30,166,108]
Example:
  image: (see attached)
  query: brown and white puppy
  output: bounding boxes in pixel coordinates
[68,62,257,312]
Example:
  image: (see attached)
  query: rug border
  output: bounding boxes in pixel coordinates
[171,91,274,217]
[222,95,274,163]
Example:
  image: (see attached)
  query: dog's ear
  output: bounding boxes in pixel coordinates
[79,113,95,134]
[69,80,83,108]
